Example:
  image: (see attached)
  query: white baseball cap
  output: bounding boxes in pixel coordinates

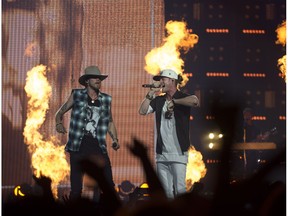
[153,69,178,81]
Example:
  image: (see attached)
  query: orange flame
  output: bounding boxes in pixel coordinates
[278,55,286,81]
[276,21,286,46]
[275,20,286,82]
[23,65,69,198]
[186,146,207,191]
[144,20,199,87]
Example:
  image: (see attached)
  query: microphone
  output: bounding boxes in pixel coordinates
[142,84,158,88]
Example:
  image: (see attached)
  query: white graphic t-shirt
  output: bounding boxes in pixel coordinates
[85,105,100,138]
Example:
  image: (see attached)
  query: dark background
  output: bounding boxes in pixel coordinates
[164,0,286,150]
[164,0,286,191]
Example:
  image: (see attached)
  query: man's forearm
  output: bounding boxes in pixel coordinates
[139,91,154,115]
[55,104,69,123]
[108,122,118,141]
[173,95,199,107]
[139,98,152,115]
[55,94,73,124]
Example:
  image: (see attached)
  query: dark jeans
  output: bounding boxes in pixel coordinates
[69,135,114,202]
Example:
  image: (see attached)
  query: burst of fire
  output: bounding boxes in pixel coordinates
[275,20,286,82]
[186,146,207,191]
[144,20,199,87]
[278,55,286,81]
[275,21,286,46]
[23,65,69,198]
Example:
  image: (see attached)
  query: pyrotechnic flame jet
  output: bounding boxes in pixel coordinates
[186,146,207,191]
[23,65,69,198]
[275,20,286,82]
[144,20,199,88]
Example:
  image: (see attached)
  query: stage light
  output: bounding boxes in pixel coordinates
[14,186,25,197]
[242,29,265,34]
[206,28,229,33]
[243,73,266,77]
[206,72,229,77]
[13,183,32,197]
[208,133,215,139]
[206,131,224,150]
[129,182,150,202]
[184,72,193,77]
[252,116,266,121]
[139,182,149,189]
[206,115,215,120]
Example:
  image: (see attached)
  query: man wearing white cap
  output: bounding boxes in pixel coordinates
[55,65,120,203]
[139,69,199,199]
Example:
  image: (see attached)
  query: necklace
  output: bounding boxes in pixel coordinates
[91,97,97,103]
[89,94,98,103]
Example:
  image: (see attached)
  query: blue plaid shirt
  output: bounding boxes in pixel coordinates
[65,88,112,154]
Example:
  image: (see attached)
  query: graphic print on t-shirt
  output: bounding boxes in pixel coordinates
[85,105,100,138]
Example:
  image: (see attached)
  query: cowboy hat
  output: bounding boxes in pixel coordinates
[153,69,178,81]
[79,66,108,85]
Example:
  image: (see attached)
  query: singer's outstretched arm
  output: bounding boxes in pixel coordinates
[173,95,199,107]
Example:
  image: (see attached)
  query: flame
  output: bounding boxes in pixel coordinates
[275,20,286,82]
[186,146,207,191]
[23,65,69,198]
[278,55,286,81]
[144,20,199,87]
[275,21,286,46]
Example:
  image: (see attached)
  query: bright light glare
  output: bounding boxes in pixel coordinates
[218,134,223,138]
[208,143,214,149]
[208,133,215,139]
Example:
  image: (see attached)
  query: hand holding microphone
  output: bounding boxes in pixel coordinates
[143,81,161,101]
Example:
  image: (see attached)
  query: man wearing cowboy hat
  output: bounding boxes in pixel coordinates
[139,69,199,199]
[55,65,120,202]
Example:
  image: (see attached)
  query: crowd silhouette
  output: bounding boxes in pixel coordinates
[3,105,286,216]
